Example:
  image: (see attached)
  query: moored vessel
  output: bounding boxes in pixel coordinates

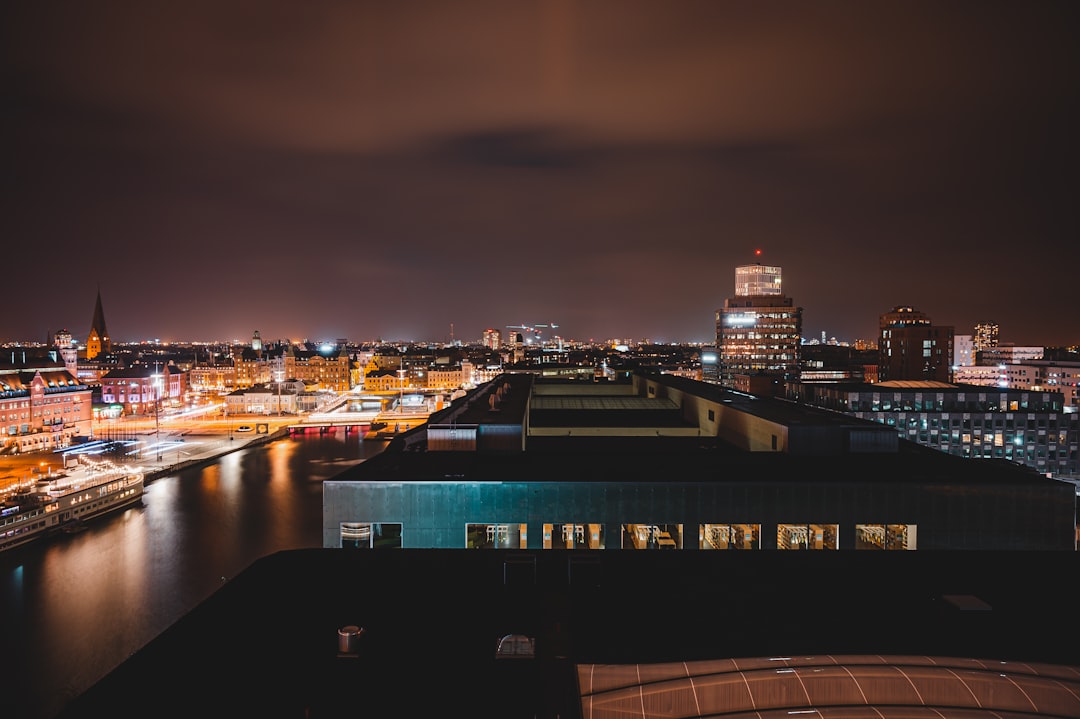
[0,463,144,553]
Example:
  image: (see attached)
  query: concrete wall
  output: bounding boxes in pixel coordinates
[323,479,1076,551]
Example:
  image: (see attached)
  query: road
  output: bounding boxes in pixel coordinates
[0,412,297,494]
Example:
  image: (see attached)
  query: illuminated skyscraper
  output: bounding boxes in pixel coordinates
[973,322,999,355]
[482,328,501,350]
[716,261,802,393]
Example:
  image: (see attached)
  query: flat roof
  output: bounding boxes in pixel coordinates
[347,433,1055,487]
[58,549,1080,719]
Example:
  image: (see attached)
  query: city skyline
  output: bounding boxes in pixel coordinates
[5,2,1079,346]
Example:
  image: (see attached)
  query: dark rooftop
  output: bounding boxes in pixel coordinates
[354,429,1056,488]
[57,548,1080,719]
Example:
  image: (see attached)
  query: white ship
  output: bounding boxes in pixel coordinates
[0,464,145,553]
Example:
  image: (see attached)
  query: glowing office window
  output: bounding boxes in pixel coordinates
[699,523,760,550]
[542,523,605,550]
[887,524,916,549]
[621,523,682,549]
[777,523,838,550]
[857,523,917,550]
[466,523,527,549]
[340,522,402,549]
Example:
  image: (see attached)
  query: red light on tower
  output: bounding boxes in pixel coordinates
[754,249,762,256]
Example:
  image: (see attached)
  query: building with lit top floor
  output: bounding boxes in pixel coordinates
[716,261,802,392]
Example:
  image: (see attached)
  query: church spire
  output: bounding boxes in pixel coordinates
[87,287,112,360]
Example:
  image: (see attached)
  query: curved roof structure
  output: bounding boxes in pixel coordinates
[578,655,1080,718]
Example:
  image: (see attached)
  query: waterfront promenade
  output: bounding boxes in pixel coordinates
[0,420,287,495]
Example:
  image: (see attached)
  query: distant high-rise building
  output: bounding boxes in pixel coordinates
[483,328,501,350]
[973,322,999,354]
[878,306,953,382]
[252,330,263,356]
[86,288,111,360]
[717,261,802,392]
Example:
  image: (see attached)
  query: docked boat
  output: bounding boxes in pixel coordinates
[0,465,144,553]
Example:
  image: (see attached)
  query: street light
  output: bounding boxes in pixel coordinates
[275,369,284,416]
[152,373,163,461]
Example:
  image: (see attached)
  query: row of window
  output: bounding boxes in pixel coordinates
[339,522,917,551]
[878,415,1072,431]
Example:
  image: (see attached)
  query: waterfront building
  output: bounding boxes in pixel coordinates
[0,354,93,453]
[786,379,1080,482]
[274,343,353,392]
[324,372,1075,551]
[99,363,186,416]
[878,306,954,382]
[223,381,303,415]
[716,262,802,391]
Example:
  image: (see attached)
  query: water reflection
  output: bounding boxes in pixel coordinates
[0,431,386,719]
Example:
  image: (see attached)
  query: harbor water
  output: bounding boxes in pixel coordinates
[1,430,388,719]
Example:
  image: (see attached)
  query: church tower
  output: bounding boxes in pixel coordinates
[54,329,79,375]
[86,288,112,360]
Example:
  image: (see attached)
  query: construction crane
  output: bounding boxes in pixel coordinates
[506,323,560,346]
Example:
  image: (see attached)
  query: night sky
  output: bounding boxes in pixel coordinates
[4,1,1078,347]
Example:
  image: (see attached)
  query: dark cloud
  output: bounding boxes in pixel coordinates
[2,1,1078,346]
[427,128,586,169]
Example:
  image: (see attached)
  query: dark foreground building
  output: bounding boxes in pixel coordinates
[60,549,1080,718]
[60,373,1080,719]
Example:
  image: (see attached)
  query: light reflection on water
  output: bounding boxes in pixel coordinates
[0,431,386,719]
